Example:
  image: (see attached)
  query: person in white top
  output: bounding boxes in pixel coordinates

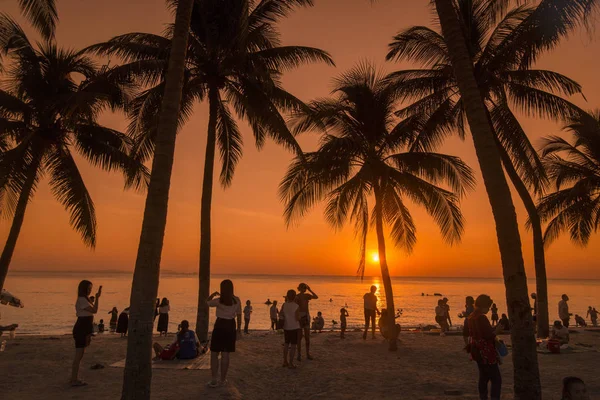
[157,298,170,336]
[207,279,242,388]
[281,289,300,369]
[71,280,101,387]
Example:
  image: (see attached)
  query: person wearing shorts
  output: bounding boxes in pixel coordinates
[207,279,242,388]
[282,289,300,368]
[363,285,380,340]
[295,283,318,361]
[71,280,101,387]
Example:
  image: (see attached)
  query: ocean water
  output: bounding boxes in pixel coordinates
[2,272,599,335]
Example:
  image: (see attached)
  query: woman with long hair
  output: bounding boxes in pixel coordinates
[108,307,118,333]
[464,294,504,400]
[207,279,242,387]
[157,297,170,336]
[70,280,101,386]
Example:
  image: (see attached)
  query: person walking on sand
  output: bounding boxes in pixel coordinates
[108,307,118,333]
[281,289,301,369]
[296,283,318,361]
[340,308,349,339]
[363,285,380,340]
[464,294,504,400]
[207,279,242,388]
[559,294,572,328]
[243,300,252,334]
[71,280,101,387]
[270,301,279,331]
[490,303,499,327]
[157,298,170,336]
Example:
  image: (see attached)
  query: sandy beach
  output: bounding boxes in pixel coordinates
[1,328,599,399]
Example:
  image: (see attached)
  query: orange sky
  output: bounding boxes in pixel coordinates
[1,0,599,279]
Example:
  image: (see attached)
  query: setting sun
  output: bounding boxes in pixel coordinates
[371,252,379,263]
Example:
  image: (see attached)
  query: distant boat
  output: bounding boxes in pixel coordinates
[434,293,443,297]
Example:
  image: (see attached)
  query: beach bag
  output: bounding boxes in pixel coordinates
[547,339,561,354]
[496,339,508,357]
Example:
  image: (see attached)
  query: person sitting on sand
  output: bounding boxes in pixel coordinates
[340,308,349,339]
[311,312,325,333]
[363,285,380,340]
[98,319,105,333]
[498,314,510,332]
[378,309,400,341]
[435,299,449,336]
[490,304,499,327]
[153,320,200,360]
[270,301,279,331]
[574,314,587,328]
[551,320,570,345]
[561,376,589,400]
[108,307,118,333]
[281,289,301,369]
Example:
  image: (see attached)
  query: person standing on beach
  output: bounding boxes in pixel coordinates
[207,279,242,388]
[270,301,279,331]
[340,308,349,339]
[108,307,118,333]
[296,282,318,361]
[463,294,503,400]
[243,300,252,334]
[587,307,598,327]
[157,298,170,336]
[154,298,160,323]
[490,304,499,327]
[281,289,300,368]
[116,307,129,337]
[71,280,101,387]
[559,294,572,328]
[363,285,380,340]
[435,299,449,336]
[442,297,452,328]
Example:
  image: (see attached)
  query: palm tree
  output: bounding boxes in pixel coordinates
[430,0,541,397]
[0,15,146,294]
[118,0,194,398]
[0,1,57,45]
[387,0,589,339]
[280,63,475,351]
[538,110,600,246]
[87,0,334,342]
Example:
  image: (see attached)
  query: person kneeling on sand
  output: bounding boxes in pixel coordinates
[311,312,324,333]
[551,320,570,345]
[378,309,400,341]
[561,376,589,400]
[153,320,201,360]
[574,314,587,328]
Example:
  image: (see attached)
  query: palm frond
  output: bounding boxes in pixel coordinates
[17,0,58,40]
[386,26,448,67]
[216,101,243,187]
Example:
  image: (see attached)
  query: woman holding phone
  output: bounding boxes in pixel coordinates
[70,280,101,386]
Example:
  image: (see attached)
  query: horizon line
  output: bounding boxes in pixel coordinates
[8,269,599,281]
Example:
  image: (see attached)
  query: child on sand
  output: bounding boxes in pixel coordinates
[281,289,300,369]
[108,307,118,333]
[574,314,587,327]
[552,320,570,345]
[270,301,279,331]
[561,376,589,400]
[243,300,252,334]
[311,312,324,333]
[499,314,510,332]
[98,319,105,333]
[490,304,499,326]
[340,308,349,339]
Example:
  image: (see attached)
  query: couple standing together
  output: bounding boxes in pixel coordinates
[280,283,319,368]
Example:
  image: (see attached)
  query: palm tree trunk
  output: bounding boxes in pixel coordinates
[120,1,194,399]
[374,185,397,352]
[195,86,219,342]
[433,0,540,398]
[494,140,550,339]
[0,156,41,293]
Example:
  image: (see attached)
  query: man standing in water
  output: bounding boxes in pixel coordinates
[296,283,318,361]
[559,294,571,328]
[363,285,380,340]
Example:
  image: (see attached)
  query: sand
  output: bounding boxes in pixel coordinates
[0,328,599,399]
